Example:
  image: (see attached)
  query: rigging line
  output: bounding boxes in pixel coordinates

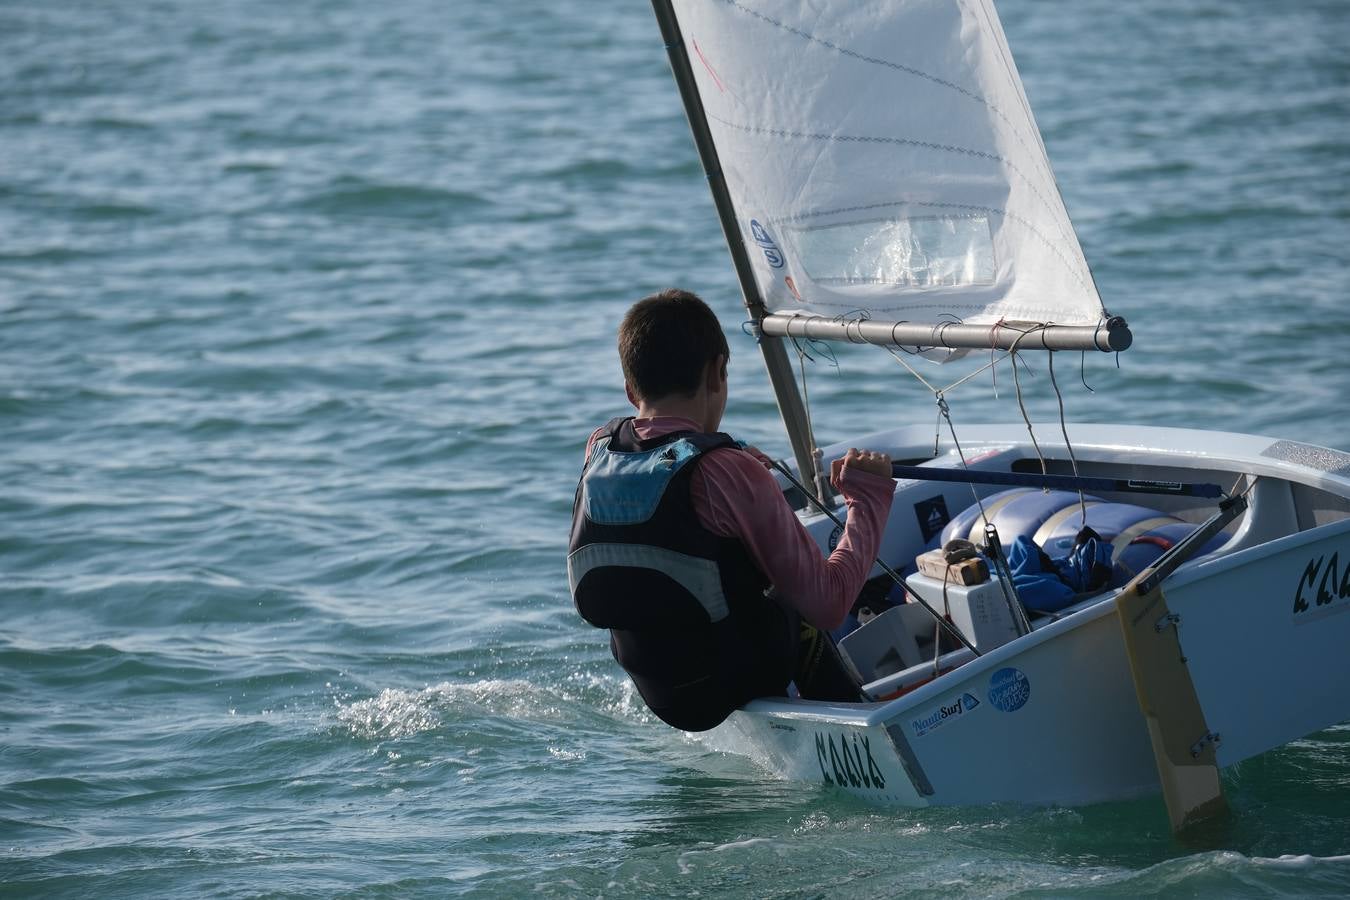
[885,344,940,395]
[936,564,952,678]
[1079,350,1095,393]
[793,334,825,501]
[984,524,1033,635]
[880,327,1015,507]
[934,377,1030,632]
[988,319,1004,400]
[1046,350,1088,527]
[767,456,981,656]
[1007,327,1049,479]
[882,332,1009,398]
[938,353,1005,396]
[937,393,988,523]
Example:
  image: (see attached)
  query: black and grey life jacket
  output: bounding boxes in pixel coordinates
[567,417,797,731]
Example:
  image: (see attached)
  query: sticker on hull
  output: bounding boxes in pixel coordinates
[914,495,950,543]
[909,692,980,738]
[988,667,1031,712]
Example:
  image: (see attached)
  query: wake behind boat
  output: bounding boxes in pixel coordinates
[650,0,1350,831]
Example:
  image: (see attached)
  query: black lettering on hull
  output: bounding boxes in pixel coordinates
[814,732,833,786]
[812,732,886,791]
[1317,552,1341,606]
[1293,549,1350,617]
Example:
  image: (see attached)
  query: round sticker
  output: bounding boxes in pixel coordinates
[988,667,1031,713]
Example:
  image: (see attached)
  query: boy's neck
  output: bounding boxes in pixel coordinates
[627,358,727,434]
[633,396,719,434]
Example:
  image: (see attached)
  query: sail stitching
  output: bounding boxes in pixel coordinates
[713,0,1069,241]
[704,112,1094,293]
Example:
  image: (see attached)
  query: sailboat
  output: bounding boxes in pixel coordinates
[649,0,1350,831]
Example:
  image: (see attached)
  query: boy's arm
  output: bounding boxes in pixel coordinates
[693,449,894,631]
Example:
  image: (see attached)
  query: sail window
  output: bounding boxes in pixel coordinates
[789,216,996,288]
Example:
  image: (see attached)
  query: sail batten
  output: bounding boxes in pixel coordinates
[667,0,1119,343]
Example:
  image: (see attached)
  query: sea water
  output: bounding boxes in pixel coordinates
[2,0,1348,896]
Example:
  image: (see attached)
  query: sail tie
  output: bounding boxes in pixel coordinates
[788,319,841,504]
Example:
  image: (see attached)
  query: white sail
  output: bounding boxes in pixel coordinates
[669,0,1107,328]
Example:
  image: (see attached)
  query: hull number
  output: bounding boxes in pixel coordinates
[814,731,885,790]
[1293,550,1350,618]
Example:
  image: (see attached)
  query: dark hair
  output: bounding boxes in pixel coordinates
[619,289,729,402]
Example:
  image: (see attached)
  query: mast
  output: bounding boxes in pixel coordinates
[652,0,827,504]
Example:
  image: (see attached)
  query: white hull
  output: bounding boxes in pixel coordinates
[707,424,1350,810]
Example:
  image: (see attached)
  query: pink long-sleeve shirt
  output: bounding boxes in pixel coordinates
[586,417,894,631]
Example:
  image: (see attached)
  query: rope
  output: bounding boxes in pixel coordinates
[767,456,982,657]
[1047,351,1088,527]
[935,563,957,677]
[794,336,823,500]
[936,394,987,523]
[1007,327,1049,479]
[884,342,1007,398]
[789,323,843,502]
[879,318,1033,524]
[783,309,1110,646]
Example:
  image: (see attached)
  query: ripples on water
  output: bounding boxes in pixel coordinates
[2,0,1348,896]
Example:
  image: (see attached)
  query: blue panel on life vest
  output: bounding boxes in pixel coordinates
[581,437,702,526]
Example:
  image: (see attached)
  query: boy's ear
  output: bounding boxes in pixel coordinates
[624,382,640,409]
[707,354,728,392]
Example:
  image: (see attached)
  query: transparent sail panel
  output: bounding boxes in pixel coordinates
[790,216,996,288]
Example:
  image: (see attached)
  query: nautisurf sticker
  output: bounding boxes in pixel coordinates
[910,692,980,738]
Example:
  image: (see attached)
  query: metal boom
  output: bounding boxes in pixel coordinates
[762,314,1132,354]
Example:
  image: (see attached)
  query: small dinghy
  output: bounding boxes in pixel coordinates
[649,0,1350,831]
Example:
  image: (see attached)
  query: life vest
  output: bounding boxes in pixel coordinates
[567,417,797,731]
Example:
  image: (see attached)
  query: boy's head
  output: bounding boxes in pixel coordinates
[619,289,729,403]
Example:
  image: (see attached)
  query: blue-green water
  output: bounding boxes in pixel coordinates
[3,0,1349,896]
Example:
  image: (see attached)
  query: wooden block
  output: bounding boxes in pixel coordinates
[915,549,989,585]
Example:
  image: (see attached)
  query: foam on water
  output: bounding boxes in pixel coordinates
[334,678,570,740]
[333,673,659,743]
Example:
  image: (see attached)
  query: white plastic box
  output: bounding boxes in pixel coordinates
[903,572,1022,653]
[837,602,935,684]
